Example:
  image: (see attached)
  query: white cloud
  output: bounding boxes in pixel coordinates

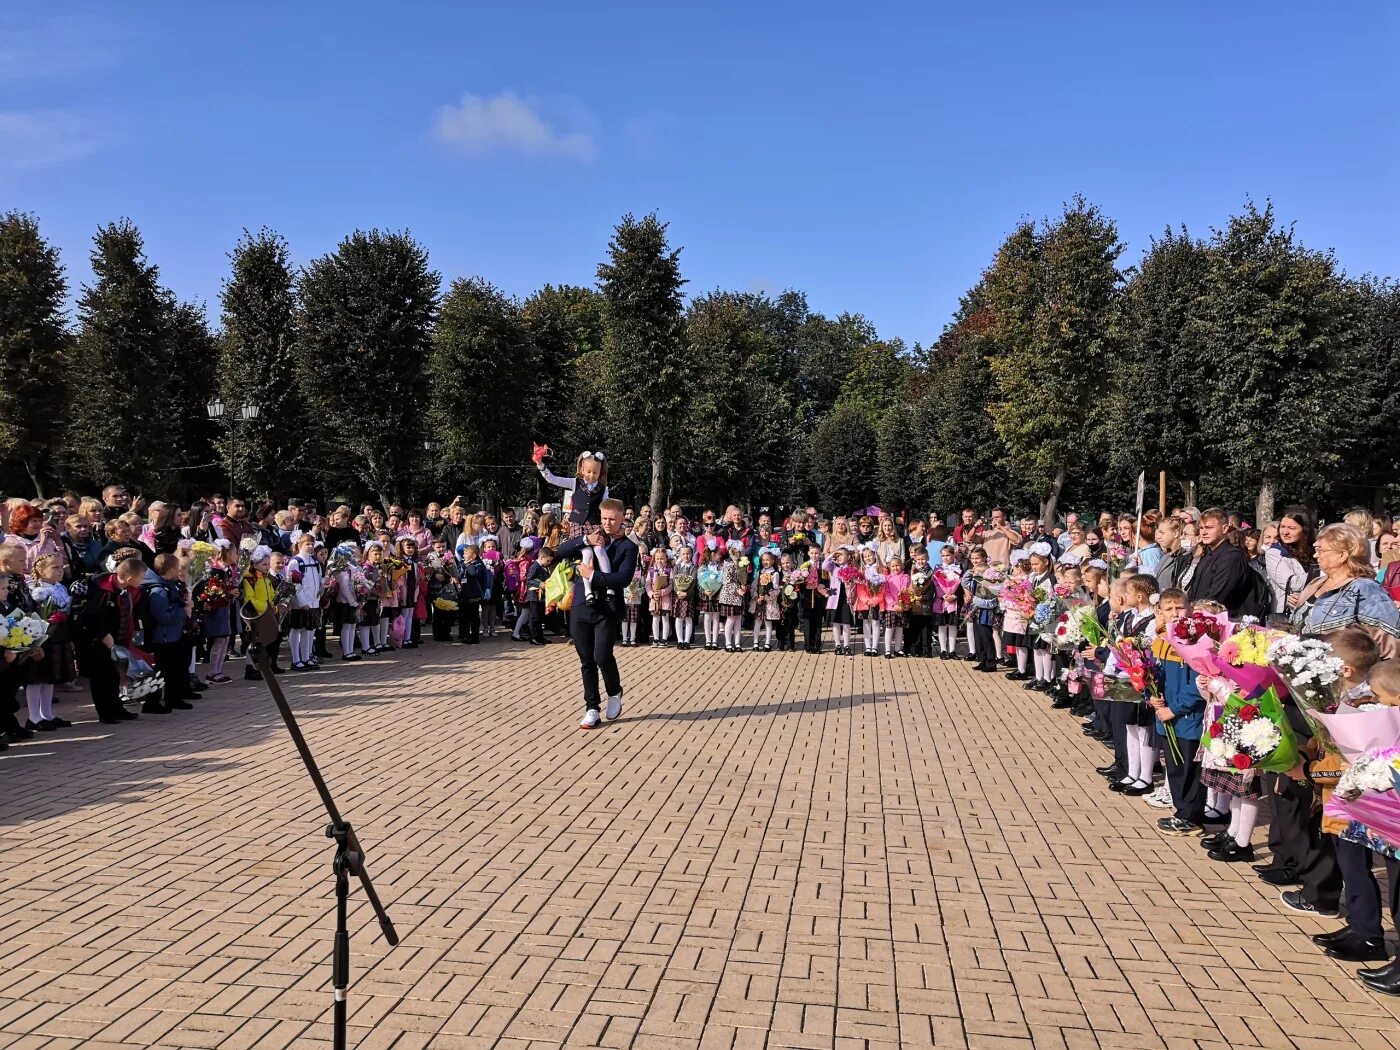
[432,92,597,162]
[0,110,103,169]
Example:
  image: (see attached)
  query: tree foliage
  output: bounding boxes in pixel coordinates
[218,229,302,498]
[67,220,179,492]
[0,212,69,496]
[428,277,536,506]
[597,213,686,507]
[984,198,1124,520]
[809,402,878,514]
[296,229,439,507]
[1197,201,1364,522]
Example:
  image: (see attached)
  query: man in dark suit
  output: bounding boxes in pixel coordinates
[553,498,639,730]
[1186,508,1257,617]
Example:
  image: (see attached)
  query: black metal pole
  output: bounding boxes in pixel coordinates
[249,644,397,1048]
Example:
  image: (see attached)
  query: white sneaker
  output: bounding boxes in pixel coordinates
[1146,785,1173,808]
[605,693,623,720]
[580,709,601,730]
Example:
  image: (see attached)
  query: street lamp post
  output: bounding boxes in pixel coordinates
[206,398,262,498]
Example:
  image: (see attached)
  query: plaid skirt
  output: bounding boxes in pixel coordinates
[698,593,722,613]
[289,608,322,630]
[625,604,642,625]
[880,610,907,629]
[674,595,692,620]
[719,602,743,616]
[1200,767,1263,799]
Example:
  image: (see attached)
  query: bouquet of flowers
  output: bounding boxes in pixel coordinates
[184,539,221,584]
[30,581,71,625]
[651,570,671,598]
[113,644,163,703]
[999,577,1037,619]
[273,574,299,620]
[199,573,231,610]
[1,608,49,653]
[1267,633,1346,750]
[1335,749,1400,801]
[733,560,749,588]
[1204,688,1300,773]
[433,579,459,612]
[790,563,811,589]
[698,565,723,597]
[756,570,775,596]
[1030,598,1059,640]
[1167,611,1230,677]
[972,567,1005,603]
[351,567,373,602]
[624,574,644,604]
[1216,624,1289,699]
[673,570,695,598]
[1053,605,1105,649]
[1308,704,1400,764]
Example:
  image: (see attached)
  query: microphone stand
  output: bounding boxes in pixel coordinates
[250,642,398,1049]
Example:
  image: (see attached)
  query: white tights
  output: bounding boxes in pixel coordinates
[675,616,693,644]
[1124,724,1158,786]
[939,625,958,655]
[1228,796,1260,847]
[883,626,903,655]
[834,623,852,649]
[724,615,742,648]
[621,617,637,644]
[965,622,977,657]
[1014,647,1029,673]
[756,620,773,648]
[1033,650,1054,683]
[703,611,719,647]
[1205,787,1229,818]
[651,614,671,642]
[25,682,54,725]
[863,618,878,652]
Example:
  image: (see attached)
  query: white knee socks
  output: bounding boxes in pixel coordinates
[1015,648,1029,673]
[25,683,54,725]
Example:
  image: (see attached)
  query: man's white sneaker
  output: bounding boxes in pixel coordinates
[580,709,601,730]
[605,694,623,720]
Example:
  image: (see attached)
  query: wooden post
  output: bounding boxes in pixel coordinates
[1158,471,1167,516]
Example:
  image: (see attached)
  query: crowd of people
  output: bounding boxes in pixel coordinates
[4,450,1400,995]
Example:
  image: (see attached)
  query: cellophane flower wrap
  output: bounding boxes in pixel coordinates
[1335,748,1400,801]
[1167,611,1230,677]
[1204,686,1300,774]
[184,540,220,585]
[999,577,1037,619]
[1054,604,1105,650]
[0,609,49,651]
[30,581,70,625]
[1215,625,1288,699]
[973,567,1005,603]
[697,565,723,596]
[1267,633,1346,753]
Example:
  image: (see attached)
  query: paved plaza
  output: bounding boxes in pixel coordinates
[1,640,1398,1049]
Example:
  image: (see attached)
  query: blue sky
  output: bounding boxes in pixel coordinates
[3,3,1397,345]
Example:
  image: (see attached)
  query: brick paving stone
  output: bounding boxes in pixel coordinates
[1,639,1397,1048]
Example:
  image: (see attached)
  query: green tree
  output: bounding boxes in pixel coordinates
[1109,227,1214,504]
[875,399,932,512]
[428,277,535,508]
[520,284,609,496]
[809,402,878,514]
[597,212,686,508]
[916,291,1015,515]
[218,229,302,499]
[68,220,178,492]
[296,229,439,507]
[837,338,912,418]
[1198,201,1365,523]
[165,301,219,498]
[0,212,69,496]
[984,198,1124,522]
[677,291,793,507]
[1351,279,1400,511]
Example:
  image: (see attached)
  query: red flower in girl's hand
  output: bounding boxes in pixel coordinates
[1208,722,1223,738]
[531,443,551,465]
[1127,667,1147,692]
[1231,753,1254,771]
[1238,704,1259,722]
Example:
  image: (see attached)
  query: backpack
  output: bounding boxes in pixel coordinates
[543,561,576,612]
[1240,563,1273,622]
